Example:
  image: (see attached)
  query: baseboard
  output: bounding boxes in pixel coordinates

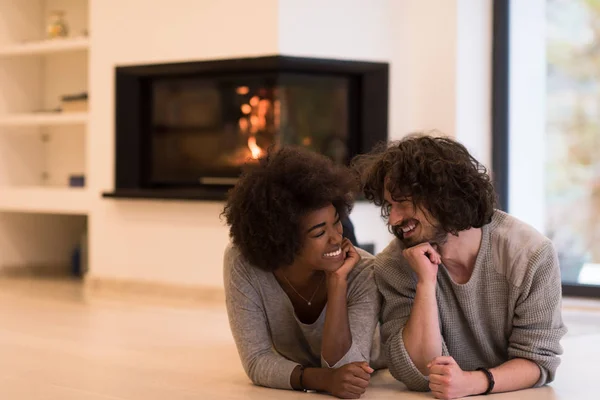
[0,264,70,277]
[84,276,225,304]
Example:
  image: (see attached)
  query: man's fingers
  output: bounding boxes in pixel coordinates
[428,373,446,385]
[431,390,450,400]
[429,356,456,366]
[428,364,450,376]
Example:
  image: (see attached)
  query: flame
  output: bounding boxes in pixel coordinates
[236,86,249,95]
[247,136,263,159]
[241,104,252,114]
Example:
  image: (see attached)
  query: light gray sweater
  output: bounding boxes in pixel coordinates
[375,211,567,391]
[223,245,384,390]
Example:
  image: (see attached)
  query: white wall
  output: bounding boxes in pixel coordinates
[456,0,492,168]
[387,0,458,140]
[88,0,492,287]
[88,0,279,287]
[278,0,393,254]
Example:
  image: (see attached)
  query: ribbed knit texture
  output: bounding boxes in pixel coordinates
[224,245,384,390]
[375,210,567,391]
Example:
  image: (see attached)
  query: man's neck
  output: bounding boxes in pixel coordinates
[438,227,483,283]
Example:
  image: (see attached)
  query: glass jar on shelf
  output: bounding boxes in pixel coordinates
[47,11,69,39]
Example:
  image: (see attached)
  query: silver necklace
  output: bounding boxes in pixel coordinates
[283,273,325,306]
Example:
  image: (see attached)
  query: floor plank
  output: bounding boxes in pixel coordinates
[0,277,596,400]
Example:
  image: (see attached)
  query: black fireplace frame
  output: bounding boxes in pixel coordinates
[102,55,389,201]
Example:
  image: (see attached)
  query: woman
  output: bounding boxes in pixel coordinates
[222,147,383,399]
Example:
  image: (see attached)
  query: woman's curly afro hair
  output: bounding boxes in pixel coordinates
[222,146,357,271]
[352,134,497,235]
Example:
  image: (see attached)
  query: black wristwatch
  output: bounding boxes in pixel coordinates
[476,367,495,395]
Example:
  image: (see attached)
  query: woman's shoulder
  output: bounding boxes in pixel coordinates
[223,243,262,287]
[346,247,376,283]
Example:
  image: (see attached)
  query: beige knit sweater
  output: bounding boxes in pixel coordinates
[375,210,567,391]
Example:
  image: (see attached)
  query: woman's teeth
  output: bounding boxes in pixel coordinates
[324,248,342,258]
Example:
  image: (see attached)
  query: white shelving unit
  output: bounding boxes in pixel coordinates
[0,112,88,127]
[0,0,89,274]
[0,36,89,57]
[0,0,89,214]
[0,186,89,215]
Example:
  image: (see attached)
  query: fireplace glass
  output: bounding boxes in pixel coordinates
[150,73,350,186]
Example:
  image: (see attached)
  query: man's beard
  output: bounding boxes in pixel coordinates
[392,223,448,248]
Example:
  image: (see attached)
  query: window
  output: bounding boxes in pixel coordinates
[493,0,600,296]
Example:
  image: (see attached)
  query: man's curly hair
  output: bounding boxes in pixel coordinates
[352,134,497,235]
[222,146,357,271]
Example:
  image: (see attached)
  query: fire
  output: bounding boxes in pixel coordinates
[247,136,263,159]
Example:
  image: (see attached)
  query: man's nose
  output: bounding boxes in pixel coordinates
[389,208,403,227]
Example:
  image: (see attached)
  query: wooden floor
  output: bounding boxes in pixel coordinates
[0,277,598,400]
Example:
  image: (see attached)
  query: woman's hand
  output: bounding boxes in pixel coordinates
[325,362,373,399]
[327,238,361,283]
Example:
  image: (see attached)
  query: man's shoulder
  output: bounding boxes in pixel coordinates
[374,239,413,279]
[488,211,554,287]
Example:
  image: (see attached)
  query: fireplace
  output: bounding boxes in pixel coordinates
[103,56,388,201]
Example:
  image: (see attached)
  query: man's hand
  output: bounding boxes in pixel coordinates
[427,356,487,399]
[325,362,373,399]
[402,243,441,283]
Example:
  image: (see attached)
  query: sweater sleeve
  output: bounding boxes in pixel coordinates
[321,251,381,369]
[508,241,567,386]
[223,247,299,390]
[375,243,449,392]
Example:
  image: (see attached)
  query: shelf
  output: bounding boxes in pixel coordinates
[103,187,230,202]
[0,187,89,214]
[0,37,89,57]
[0,112,88,127]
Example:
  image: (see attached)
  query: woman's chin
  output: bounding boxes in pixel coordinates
[318,259,344,272]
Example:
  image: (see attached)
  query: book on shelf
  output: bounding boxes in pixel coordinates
[60,92,88,113]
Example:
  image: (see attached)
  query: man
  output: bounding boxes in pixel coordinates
[353,135,566,399]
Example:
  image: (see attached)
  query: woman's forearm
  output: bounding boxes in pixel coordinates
[290,366,332,391]
[321,278,352,366]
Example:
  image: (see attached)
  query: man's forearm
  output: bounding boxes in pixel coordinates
[467,358,541,396]
[321,278,352,366]
[402,281,442,374]
[490,358,541,393]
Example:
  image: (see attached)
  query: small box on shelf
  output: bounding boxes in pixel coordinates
[69,175,85,187]
[60,92,88,113]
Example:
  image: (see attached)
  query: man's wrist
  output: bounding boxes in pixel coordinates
[468,370,490,396]
[416,280,437,292]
